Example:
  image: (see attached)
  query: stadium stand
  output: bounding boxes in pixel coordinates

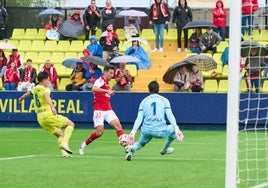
[217,79,228,93]
[203,79,218,93]
[24,28,38,40]
[10,28,25,40]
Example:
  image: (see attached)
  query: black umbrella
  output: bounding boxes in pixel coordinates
[184,54,217,72]
[241,41,268,57]
[182,20,216,30]
[163,61,196,84]
[83,55,110,66]
[58,20,84,38]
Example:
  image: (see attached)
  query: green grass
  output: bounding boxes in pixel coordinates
[0,128,226,188]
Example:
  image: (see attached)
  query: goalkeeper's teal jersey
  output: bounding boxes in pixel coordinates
[133,94,177,131]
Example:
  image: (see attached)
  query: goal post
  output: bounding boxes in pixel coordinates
[225,0,242,188]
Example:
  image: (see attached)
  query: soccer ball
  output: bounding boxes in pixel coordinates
[119,134,129,147]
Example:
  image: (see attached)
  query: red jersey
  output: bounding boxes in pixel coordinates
[93,76,112,111]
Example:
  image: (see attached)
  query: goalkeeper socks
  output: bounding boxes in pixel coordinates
[85,132,100,145]
[163,137,175,151]
[116,129,124,138]
[63,126,74,144]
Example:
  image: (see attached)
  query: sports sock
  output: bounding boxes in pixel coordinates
[85,132,100,145]
[63,126,74,144]
[116,129,124,138]
[163,137,175,150]
[57,137,65,154]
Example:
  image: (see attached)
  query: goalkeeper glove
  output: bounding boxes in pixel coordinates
[174,126,184,142]
[128,130,136,145]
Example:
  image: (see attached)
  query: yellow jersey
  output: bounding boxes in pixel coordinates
[31,85,51,114]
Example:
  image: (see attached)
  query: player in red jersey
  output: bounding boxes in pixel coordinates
[79,64,127,155]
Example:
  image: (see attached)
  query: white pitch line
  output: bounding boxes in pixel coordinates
[0,155,35,161]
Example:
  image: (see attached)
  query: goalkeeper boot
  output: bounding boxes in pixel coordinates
[126,151,133,161]
[160,147,174,155]
[60,143,73,154]
[79,142,87,155]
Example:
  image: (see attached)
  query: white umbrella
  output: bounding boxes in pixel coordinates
[0,43,16,50]
[38,8,64,17]
[118,10,147,17]
[110,55,141,63]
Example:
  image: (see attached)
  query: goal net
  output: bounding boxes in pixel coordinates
[226,1,268,188]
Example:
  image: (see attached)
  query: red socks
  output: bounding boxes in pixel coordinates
[85,132,100,145]
[116,129,124,138]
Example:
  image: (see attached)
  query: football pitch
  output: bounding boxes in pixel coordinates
[0,128,226,188]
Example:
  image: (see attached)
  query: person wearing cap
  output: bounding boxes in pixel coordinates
[99,23,120,60]
[7,49,23,70]
[86,35,103,58]
[17,59,37,92]
[100,0,116,32]
[107,46,121,66]
[199,27,222,55]
[40,60,58,91]
[83,0,101,40]
[65,62,87,91]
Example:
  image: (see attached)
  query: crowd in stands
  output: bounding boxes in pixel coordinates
[0,0,268,93]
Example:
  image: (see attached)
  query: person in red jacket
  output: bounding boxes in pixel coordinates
[40,60,58,91]
[241,0,258,37]
[4,61,20,90]
[212,0,227,41]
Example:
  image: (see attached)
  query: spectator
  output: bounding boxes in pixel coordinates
[172,0,192,52]
[82,63,102,91]
[83,0,101,40]
[124,16,140,40]
[40,60,58,91]
[45,14,62,31]
[199,27,222,55]
[3,61,20,90]
[0,49,7,80]
[262,55,268,85]
[149,0,170,52]
[60,10,83,40]
[189,65,204,92]
[0,2,8,40]
[212,0,227,41]
[112,62,132,91]
[65,62,87,91]
[189,28,202,54]
[173,66,190,92]
[107,46,121,68]
[17,59,36,92]
[241,0,258,38]
[86,35,103,58]
[244,48,265,93]
[125,39,151,70]
[100,0,116,32]
[99,23,120,60]
[7,49,23,70]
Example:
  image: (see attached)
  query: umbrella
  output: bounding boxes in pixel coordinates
[163,61,196,84]
[83,55,110,66]
[118,10,147,17]
[38,8,64,17]
[241,41,268,57]
[62,58,89,70]
[183,54,217,72]
[58,20,84,38]
[182,20,216,30]
[0,43,16,50]
[110,55,141,63]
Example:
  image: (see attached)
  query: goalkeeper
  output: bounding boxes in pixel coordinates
[126,81,184,161]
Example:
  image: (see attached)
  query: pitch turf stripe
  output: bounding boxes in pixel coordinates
[32,154,225,161]
[0,155,35,161]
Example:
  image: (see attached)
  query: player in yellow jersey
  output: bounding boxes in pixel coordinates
[19,72,75,157]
